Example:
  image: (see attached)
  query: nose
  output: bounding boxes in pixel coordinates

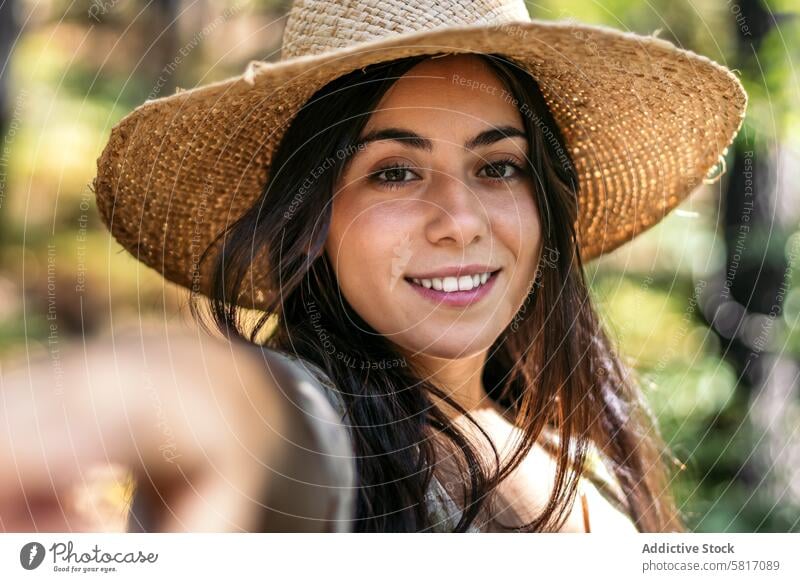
[423,172,489,247]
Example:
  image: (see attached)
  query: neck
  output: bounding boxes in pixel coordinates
[400,348,491,420]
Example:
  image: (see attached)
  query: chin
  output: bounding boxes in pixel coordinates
[392,329,499,360]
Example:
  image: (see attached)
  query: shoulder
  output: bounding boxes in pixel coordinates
[537,426,638,532]
[446,410,636,532]
[257,349,348,420]
[579,477,638,532]
[506,435,637,532]
[246,348,357,531]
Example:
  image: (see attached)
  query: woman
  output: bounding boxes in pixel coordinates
[2,0,746,533]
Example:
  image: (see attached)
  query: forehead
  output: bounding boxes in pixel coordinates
[364,54,523,132]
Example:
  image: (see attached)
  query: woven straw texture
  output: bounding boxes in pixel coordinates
[92,0,747,310]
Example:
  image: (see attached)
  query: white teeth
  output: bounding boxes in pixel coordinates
[457,275,474,291]
[410,271,495,292]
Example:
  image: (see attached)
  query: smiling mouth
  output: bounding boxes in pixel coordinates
[403,268,501,292]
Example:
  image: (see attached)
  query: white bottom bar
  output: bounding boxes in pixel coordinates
[1,533,798,581]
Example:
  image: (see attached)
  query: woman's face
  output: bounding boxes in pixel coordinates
[324,54,542,359]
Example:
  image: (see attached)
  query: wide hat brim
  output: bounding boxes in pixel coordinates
[92,19,746,310]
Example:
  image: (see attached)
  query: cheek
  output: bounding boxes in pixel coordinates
[327,197,406,267]
[325,197,413,318]
[494,189,542,276]
[494,190,543,308]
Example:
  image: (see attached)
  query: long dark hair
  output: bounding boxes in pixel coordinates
[191,52,685,532]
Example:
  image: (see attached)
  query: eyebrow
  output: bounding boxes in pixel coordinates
[351,125,526,153]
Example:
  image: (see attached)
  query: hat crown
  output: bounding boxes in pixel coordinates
[280,0,531,59]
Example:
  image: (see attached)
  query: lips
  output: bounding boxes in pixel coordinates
[405,270,497,292]
[403,264,501,291]
[404,269,501,307]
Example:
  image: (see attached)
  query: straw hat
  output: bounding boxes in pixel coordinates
[92,0,747,310]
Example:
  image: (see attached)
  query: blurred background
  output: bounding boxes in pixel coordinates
[0,0,797,532]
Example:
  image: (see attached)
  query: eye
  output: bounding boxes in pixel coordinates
[367,162,421,190]
[478,158,525,180]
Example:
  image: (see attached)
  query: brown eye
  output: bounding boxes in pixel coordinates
[479,160,521,180]
[380,167,414,182]
[368,163,421,190]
